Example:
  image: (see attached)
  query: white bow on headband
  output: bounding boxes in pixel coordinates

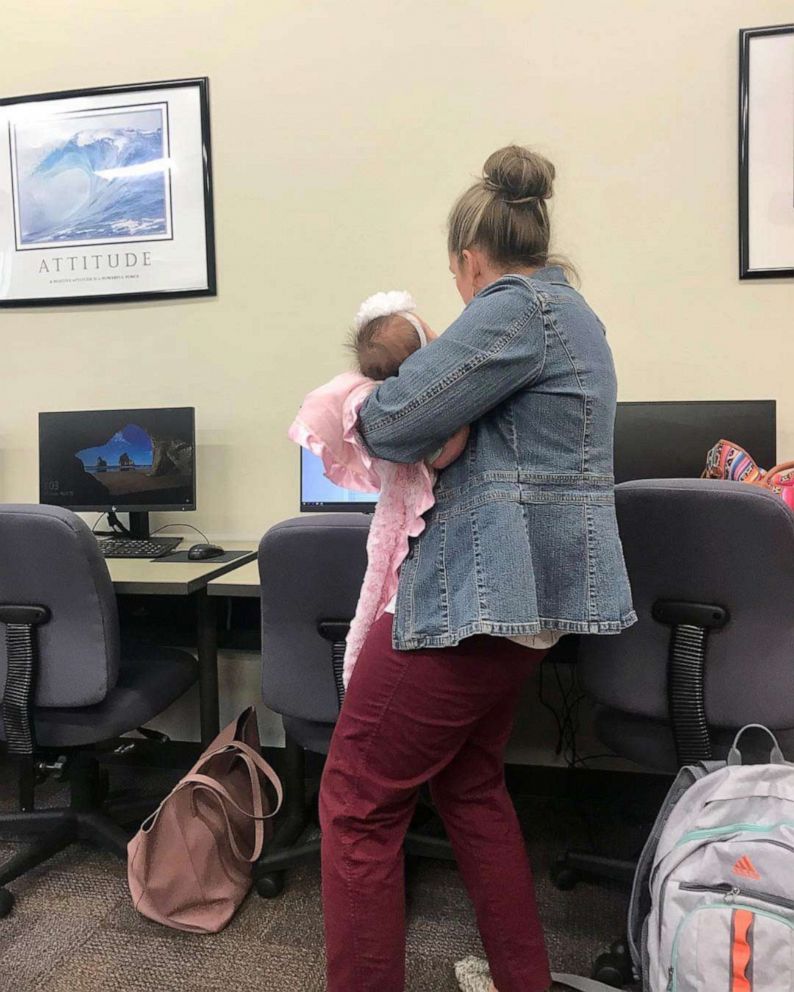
[353,290,428,347]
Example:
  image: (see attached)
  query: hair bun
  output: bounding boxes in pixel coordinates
[482,145,555,203]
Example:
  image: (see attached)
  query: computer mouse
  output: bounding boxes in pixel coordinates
[187,543,225,561]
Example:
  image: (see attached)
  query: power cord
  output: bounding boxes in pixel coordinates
[539,653,646,863]
[556,660,587,768]
[538,658,585,767]
[92,512,123,538]
[92,517,210,544]
[539,656,624,769]
[151,523,211,544]
[538,661,565,755]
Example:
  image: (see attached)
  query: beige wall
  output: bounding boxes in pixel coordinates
[2,0,793,538]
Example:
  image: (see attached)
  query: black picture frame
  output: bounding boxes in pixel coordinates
[0,77,216,306]
[739,24,794,279]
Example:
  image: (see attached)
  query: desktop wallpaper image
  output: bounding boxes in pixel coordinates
[40,409,194,508]
[75,424,189,499]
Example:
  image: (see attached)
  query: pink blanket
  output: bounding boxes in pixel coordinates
[288,371,436,687]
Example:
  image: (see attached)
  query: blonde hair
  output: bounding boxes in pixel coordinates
[448,145,575,279]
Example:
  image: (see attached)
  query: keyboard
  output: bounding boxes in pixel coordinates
[97,537,182,559]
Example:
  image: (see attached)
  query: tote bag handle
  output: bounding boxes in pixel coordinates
[187,775,265,863]
[184,748,283,864]
[140,743,283,853]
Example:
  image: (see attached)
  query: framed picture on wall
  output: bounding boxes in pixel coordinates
[0,77,215,306]
[739,24,794,279]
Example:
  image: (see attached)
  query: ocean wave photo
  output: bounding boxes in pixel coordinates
[13,105,171,248]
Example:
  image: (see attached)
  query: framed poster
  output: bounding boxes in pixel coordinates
[739,24,794,279]
[0,77,215,306]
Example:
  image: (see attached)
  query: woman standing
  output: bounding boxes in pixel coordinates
[319,145,636,992]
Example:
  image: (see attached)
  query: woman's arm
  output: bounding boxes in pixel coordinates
[357,277,546,463]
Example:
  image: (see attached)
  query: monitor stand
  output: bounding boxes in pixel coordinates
[107,510,151,539]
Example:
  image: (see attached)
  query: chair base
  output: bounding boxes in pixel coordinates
[0,806,132,917]
[0,752,144,917]
[551,853,637,989]
[552,850,637,889]
[253,735,455,899]
[591,940,634,989]
[254,826,456,900]
[254,823,455,874]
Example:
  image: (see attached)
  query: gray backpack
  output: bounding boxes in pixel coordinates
[552,725,794,992]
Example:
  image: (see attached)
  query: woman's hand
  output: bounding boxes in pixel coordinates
[428,424,470,470]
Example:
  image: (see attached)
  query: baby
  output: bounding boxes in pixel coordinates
[349,291,469,468]
[289,290,470,688]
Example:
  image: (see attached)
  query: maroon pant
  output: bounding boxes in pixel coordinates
[319,613,552,992]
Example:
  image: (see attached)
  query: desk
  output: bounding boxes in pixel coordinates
[107,542,257,744]
[207,558,260,599]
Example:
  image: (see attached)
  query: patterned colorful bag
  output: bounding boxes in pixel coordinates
[702,439,794,510]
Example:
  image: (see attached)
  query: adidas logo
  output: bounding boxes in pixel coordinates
[732,855,761,881]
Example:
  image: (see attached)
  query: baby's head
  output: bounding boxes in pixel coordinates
[349,291,435,380]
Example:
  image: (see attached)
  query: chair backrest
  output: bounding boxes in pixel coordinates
[578,479,794,732]
[259,514,369,724]
[0,504,120,708]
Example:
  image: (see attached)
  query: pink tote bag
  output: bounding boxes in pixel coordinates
[128,707,282,933]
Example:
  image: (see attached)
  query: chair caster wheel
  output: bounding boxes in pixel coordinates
[551,856,579,891]
[592,952,631,989]
[256,872,284,899]
[0,888,14,918]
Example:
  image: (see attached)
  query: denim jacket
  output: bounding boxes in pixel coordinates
[358,266,637,650]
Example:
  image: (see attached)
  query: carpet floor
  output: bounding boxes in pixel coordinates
[0,761,632,992]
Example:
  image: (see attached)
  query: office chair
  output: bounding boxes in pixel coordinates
[253,514,454,898]
[552,479,794,985]
[0,504,198,916]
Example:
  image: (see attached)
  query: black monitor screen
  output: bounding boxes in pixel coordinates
[39,407,196,511]
[614,400,776,483]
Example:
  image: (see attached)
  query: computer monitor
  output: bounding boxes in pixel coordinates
[39,407,196,538]
[614,400,776,483]
[299,399,776,511]
[300,448,379,513]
